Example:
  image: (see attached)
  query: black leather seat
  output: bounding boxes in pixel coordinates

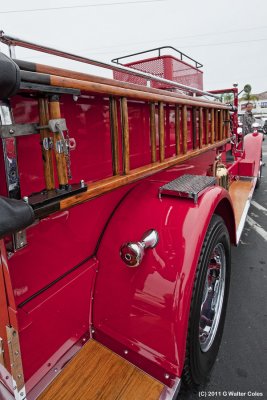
[0,196,34,238]
[0,52,21,99]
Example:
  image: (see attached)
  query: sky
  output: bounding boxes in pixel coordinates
[0,0,267,94]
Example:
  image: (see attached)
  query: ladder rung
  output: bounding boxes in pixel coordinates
[121,97,130,174]
[150,102,157,163]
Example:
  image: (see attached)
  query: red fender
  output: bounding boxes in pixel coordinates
[92,178,235,385]
[243,132,263,176]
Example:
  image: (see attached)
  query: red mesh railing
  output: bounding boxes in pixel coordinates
[113,55,203,91]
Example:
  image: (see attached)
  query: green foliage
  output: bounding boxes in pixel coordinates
[222,93,234,103]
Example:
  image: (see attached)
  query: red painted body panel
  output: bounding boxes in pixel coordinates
[1,83,260,394]
[227,132,263,180]
[93,153,234,381]
[0,34,264,399]
[10,94,114,195]
[20,257,97,390]
[238,160,255,176]
[9,95,197,198]
[243,132,263,176]
[8,190,129,306]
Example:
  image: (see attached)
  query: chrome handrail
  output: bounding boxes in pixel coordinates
[0,30,220,100]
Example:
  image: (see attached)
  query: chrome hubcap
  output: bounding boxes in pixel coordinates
[199,243,226,352]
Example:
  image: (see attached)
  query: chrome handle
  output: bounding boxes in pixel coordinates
[68,137,76,150]
[120,229,159,267]
[55,121,68,155]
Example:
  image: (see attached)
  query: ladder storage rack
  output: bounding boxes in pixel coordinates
[0,32,233,219]
[4,59,232,217]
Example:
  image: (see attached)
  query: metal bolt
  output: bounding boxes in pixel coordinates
[9,129,15,134]
[22,196,29,203]
[12,330,16,336]
[164,373,170,379]
[54,368,58,373]
[82,337,86,342]
[15,350,19,356]
[124,350,128,355]
[17,374,22,379]
[73,95,79,102]
[80,179,85,188]
[91,328,95,334]
[125,253,132,262]
[20,393,24,397]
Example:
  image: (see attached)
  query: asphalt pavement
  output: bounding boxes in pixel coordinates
[179,139,267,400]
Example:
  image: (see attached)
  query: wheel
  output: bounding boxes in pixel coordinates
[255,151,262,189]
[182,215,231,389]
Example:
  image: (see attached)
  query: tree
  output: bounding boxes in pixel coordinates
[239,84,258,102]
[222,93,234,103]
[218,93,234,103]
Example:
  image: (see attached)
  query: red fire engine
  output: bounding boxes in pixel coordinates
[0,33,263,400]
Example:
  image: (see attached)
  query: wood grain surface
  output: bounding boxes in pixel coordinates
[158,102,165,162]
[49,98,68,187]
[38,340,164,400]
[38,98,55,190]
[182,105,188,154]
[48,74,229,110]
[214,109,218,142]
[59,138,230,212]
[150,102,157,163]
[121,97,130,174]
[175,105,180,156]
[211,109,215,144]
[219,110,224,141]
[229,179,254,228]
[199,107,203,149]
[192,106,197,150]
[109,96,120,175]
[16,59,231,110]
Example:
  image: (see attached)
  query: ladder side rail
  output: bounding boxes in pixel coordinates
[0,31,219,99]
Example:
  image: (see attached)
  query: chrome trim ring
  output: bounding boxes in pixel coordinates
[199,243,226,352]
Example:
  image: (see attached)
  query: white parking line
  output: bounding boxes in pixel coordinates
[246,216,267,242]
[251,200,267,215]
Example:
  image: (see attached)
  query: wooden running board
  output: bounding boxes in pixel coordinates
[229,178,255,241]
[38,340,164,400]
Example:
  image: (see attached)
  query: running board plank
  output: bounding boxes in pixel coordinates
[229,178,256,243]
[37,340,164,400]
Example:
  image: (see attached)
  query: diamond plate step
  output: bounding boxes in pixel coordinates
[159,174,216,203]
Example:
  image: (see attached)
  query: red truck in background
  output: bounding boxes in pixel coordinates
[0,33,263,400]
